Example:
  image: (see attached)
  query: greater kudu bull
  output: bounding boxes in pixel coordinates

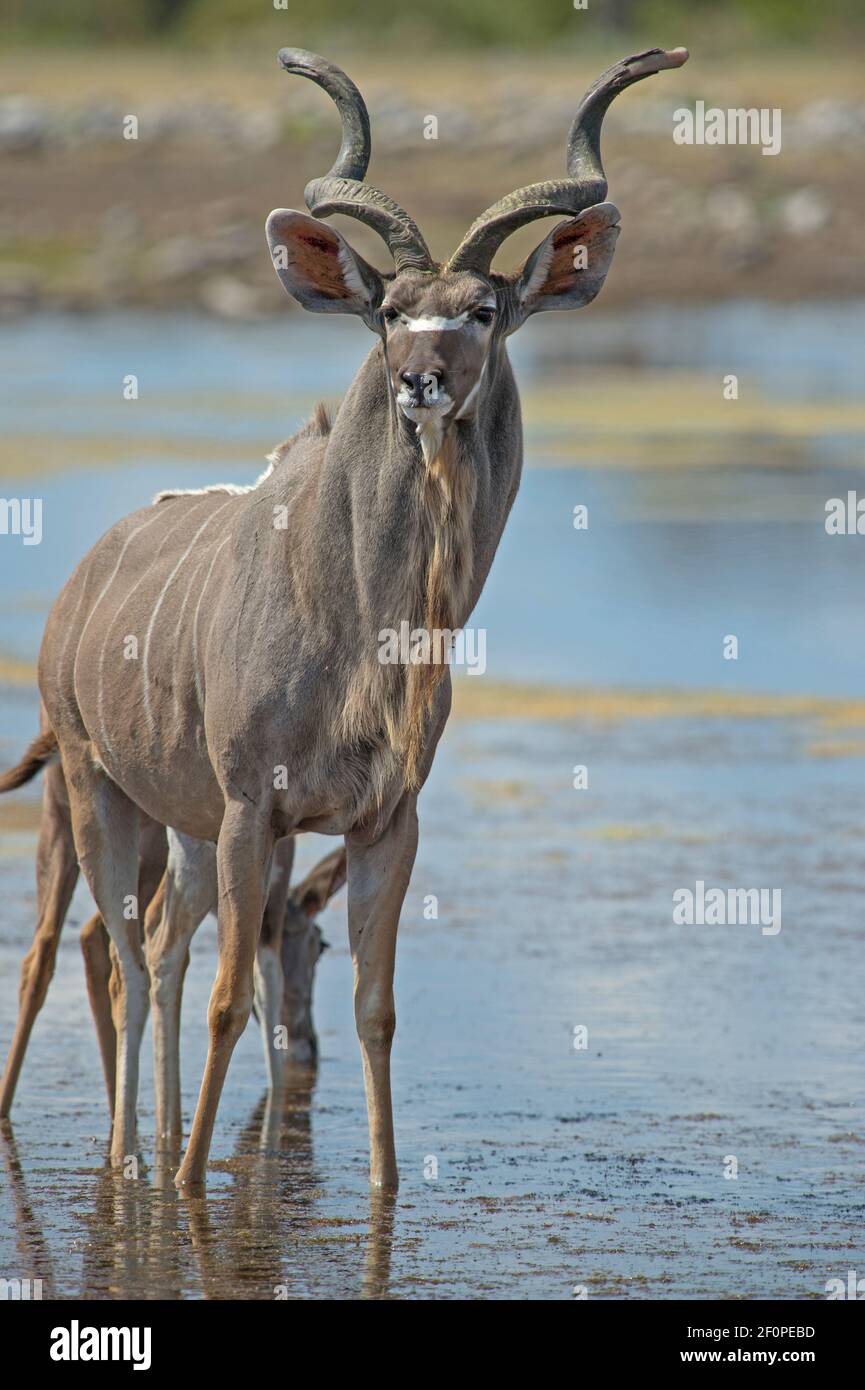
[0,44,687,1188]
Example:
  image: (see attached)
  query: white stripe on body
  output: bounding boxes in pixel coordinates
[141,502,233,733]
[93,511,192,760]
[191,533,232,714]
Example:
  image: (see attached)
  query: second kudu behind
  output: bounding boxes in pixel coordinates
[2,44,687,1188]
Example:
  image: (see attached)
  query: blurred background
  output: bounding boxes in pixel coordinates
[0,0,863,312]
[2,0,864,692]
[1,1,865,1301]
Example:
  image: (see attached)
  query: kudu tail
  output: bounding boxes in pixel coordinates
[0,729,58,792]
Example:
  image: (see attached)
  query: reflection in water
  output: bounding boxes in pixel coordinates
[363,1192,396,1301]
[0,1118,55,1297]
[0,1074,395,1301]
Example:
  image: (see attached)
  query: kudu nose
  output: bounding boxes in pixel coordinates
[400,370,442,407]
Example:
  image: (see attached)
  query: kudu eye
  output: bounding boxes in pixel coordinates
[382,306,399,323]
[472,306,495,325]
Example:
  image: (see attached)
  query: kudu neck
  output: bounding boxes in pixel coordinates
[311,336,521,789]
[322,338,519,613]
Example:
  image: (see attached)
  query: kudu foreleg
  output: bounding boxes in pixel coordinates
[347,795,418,1189]
[175,802,273,1189]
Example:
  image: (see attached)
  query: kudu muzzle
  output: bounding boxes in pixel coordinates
[400,371,442,408]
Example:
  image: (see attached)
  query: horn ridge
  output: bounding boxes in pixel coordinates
[279,48,433,273]
[448,46,688,274]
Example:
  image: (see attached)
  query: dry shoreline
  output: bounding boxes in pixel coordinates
[1,47,863,315]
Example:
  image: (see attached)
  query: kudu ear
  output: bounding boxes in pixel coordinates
[291,846,348,920]
[511,203,620,328]
[266,210,384,327]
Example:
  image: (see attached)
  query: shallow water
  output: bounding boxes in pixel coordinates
[1,303,864,1300]
[2,713,864,1300]
[1,304,864,707]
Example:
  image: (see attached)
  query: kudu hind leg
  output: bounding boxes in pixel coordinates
[146,833,217,1145]
[65,756,145,1165]
[347,796,418,1189]
[0,762,79,1117]
[175,802,273,1188]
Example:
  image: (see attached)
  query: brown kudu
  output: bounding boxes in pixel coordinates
[0,45,687,1189]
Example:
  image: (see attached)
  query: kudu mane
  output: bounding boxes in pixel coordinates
[338,421,477,793]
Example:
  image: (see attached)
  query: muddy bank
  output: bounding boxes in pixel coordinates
[1,48,863,316]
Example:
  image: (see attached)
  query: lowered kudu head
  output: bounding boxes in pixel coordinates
[266,45,688,464]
